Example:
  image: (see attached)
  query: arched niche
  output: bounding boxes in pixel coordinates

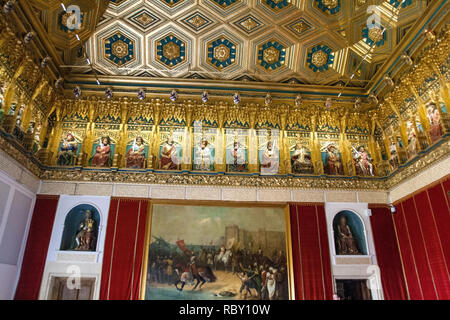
[332,210,368,255]
[60,204,100,252]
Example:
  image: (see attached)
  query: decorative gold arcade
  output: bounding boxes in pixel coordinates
[0,7,449,188]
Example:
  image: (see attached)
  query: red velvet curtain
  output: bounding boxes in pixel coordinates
[14,195,59,300]
[99,198,149,300]
[369,206,408,300]
[289,203,333,300]
[392,177,450,300]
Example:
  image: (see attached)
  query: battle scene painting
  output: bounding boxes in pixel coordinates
[142,204,291,300]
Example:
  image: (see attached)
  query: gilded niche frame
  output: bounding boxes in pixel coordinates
[139,200,295,300]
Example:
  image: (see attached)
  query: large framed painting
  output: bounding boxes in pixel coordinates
[140,201,294,300]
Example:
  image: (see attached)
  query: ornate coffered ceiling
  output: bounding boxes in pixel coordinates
[46,0,425,87]
[22,0,441,95]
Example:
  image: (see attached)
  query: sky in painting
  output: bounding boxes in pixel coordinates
[151,205,286,246]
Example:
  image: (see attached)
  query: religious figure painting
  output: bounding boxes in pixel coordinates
[389,137,399,170]
[126,136,147,169]
[57,133,79,166]
[159,134,181,170]
[142,203,292,300]
[226,140,248,172]
[406,123,418,159]
[352,145,374,176]
[60,204,100,252]
[193,138,215,171]
[322,143,343,175]
[427,102,444,143]
[290,143,313,174]
[333,211,367,256]
[89,136,113,167]
[0,83,5,113]
[259,140,280,175]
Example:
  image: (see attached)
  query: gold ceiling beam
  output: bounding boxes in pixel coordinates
[64,74,367,99]
[14,0,64,78]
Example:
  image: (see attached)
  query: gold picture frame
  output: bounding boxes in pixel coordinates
[139,200,295,300]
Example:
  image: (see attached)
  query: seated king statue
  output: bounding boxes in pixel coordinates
[57,133,78,166]
[91,136,111,167]
[160,135,179,170]
[126,136,146,168]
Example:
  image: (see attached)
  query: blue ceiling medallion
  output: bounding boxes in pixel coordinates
[157,35,186,68]
[307,45,334,72]
[207,38,236,69]
[104,33,135,66]
[362,26,386,47]
[389,0,412,8]
[265,0,289,10]
[315,0,340,15]
[258,41,286,70]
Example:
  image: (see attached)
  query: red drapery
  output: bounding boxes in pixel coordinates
[289,203,333,300]
[99,198,149,300]
[14,195,59,300]
[392,177,450,300]
[369,206,408,300]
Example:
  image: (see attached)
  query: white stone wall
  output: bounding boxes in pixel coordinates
[38,181,390,204]
[0,151,37,299]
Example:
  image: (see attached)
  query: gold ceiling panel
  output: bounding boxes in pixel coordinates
[69,0,428,86]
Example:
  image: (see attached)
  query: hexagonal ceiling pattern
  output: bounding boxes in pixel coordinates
[78,0,427,86]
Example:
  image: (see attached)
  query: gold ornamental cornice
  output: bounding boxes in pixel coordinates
[64,74,367,99]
